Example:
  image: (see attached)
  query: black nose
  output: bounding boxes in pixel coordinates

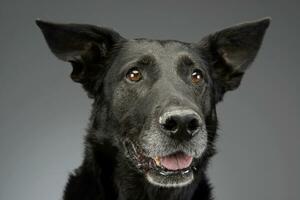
[159,109,202,140]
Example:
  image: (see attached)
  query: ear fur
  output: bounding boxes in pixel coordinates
[198,17,271,101]
[36,20,125,97]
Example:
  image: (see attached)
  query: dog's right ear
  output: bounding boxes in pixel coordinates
[36,19,124,97]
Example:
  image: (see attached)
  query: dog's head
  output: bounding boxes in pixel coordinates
[37,18,270,187]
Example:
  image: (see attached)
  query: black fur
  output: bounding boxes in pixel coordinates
[36,18,270,200]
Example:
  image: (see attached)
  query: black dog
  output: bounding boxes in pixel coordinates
[36,18,270,200]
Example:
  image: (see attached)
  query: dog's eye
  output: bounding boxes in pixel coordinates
[126,68,143,82]
[191,69,203,84]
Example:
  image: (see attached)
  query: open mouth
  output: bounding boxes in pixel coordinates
[154,152,193,171]
[124,140,195,187]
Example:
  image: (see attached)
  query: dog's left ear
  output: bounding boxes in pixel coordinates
[198,18,271,101]
[36,19,125,97]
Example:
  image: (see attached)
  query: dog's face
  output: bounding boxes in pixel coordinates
[37,18,270,187]
[105,40,214,187]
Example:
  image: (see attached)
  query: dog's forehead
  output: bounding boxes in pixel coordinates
[118,39,199,63]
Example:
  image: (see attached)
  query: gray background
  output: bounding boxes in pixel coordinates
[0,0,299,199]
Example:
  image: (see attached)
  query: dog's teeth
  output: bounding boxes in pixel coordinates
[154,156,161,166]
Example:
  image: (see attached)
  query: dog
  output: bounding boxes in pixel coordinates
[36,17,270,200]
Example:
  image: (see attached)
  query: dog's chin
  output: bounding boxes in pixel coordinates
[146,167,194,187]
[124,140,196,187]
[145,152,195,187]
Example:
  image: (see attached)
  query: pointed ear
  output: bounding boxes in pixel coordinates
[198,18,271,101]
[36,20,125,97]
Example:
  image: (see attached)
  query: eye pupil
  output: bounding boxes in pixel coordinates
[191,70,203,84]
[126,68,142,82]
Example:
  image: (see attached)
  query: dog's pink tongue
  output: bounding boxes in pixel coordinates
[160,153,193,171]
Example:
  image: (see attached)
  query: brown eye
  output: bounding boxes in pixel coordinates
[191,69,203,84]
[126,68,143,82]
